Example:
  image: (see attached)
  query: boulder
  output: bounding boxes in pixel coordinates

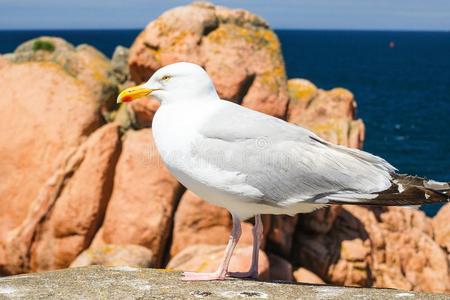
[432,203,450,253]
[0,123,119,275]
[287,79,365,149]
[0,55,8,69]
[266,215,297,258]
[167,244,269,280]
[298,206,342,234]
[170,191,232,257]
[94,129,182,266]
[0,61,104,275]
[29,124,121,272]
[293,267,325,285]
[268,254,293,281]
[70,244,154,268]
[111,96,160,130]
[128,2,289,118]
[6,36,117,110]
[110,46,130,85]
[292,206,450,293]
[128,97,160,129]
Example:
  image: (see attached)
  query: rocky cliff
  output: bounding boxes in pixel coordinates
[0,1,448,295]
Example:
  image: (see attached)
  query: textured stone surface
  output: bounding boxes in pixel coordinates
[433,203,450,253]
[0,61,104,275]
[170,191,232,257]
[95,129,182,266]
[299,206,342,234]
[268,254,293,281]
[30,124,121,272]
[0,266,446,299]
[70,244,154,268]
[0,61,102,234]
[0,124,119,275]
[6,36,117,109]
[0,55,8,69]
[167,244,269,280]
[128,1,289,118]
[292,206,450,293]
[294,267,326,285]
[266,215,297,258]
[287,78,365,149]
[110,45,130,85]
[128,97,160,129]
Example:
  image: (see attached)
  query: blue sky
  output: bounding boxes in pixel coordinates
[1,0,450,31]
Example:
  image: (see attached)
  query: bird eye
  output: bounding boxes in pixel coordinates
[161,75,172,81]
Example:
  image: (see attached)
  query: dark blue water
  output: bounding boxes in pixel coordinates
[1,29,449,216]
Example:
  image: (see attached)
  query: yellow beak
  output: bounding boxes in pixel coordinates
[117,85,153,103]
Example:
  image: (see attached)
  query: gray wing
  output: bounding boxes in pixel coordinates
[195,100,400,207]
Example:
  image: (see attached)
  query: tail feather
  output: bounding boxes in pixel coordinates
[326,174,449,206]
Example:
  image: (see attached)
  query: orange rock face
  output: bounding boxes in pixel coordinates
[287,79,365,149]
[128,2,289,118]
[0,123,120,274]
[30,124,121,271]
[128,97,160,129]
[432,203,450,253]
[96,129,182,266]
[170,191,232,257]
[0,60,105,275]
[0,62,102,235]
[268,254,293,281]
[70,244,154,268]
[298,206,342,234]
[292,206,450,293]
[293,267,325,285]
[266,215,297,258]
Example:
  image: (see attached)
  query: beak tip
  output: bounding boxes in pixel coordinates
[117,85,152,104]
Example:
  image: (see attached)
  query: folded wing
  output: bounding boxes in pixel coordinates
[196,101,448,208]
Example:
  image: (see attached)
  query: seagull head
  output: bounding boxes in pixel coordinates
[117,62,219,105]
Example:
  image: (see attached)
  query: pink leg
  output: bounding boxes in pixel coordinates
[182,214,242,281]
[228,214,263,279]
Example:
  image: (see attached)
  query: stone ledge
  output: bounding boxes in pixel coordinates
[0,266,446,299]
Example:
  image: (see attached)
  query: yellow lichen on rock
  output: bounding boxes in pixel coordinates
[287,79,318,104]
[6,36,117,109]
[128,1,289,118]
[287,78,365,149]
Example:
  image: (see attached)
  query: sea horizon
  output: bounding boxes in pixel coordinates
[2,28,450,32]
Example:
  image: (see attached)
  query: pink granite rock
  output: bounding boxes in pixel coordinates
[287,78,365,149]
[128,2,289,118]
[293,267,325,285]
[95,129,182,267]
[70,244,154,268]
[292,206,450,293]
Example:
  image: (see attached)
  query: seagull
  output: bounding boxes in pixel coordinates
[117,62,449,281]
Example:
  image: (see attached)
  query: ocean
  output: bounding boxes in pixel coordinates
[1,29,449,216]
